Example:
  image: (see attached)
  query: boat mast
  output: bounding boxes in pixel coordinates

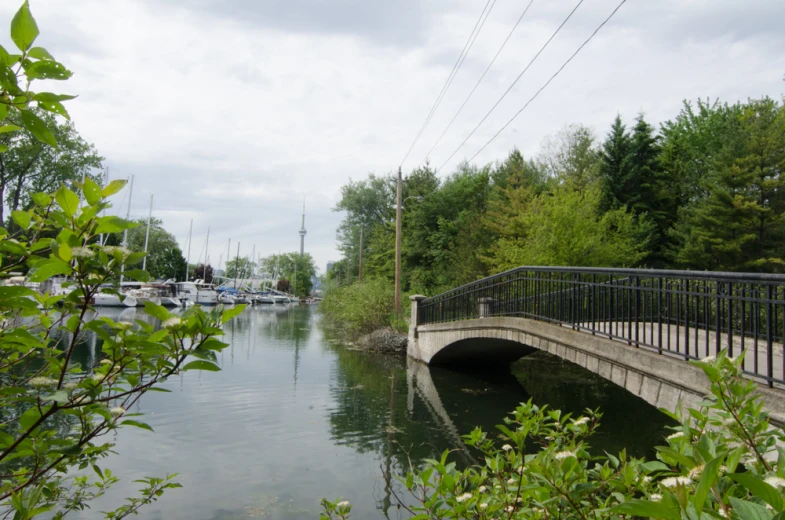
[234,242,240,289]
[204,225,210,280]
[142,193,153,272]
[251,245,256,287]
[99,167,109,246]
[226,238,231,273]
[119,175,134,283]
[184,219,193,282]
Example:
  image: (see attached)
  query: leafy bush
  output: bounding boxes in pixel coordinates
[325,352,785,519]
[1,4,242,517]
[320,278,406,334]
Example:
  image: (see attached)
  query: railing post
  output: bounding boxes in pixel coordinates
[479,297,495,318]
[408,295,427,346]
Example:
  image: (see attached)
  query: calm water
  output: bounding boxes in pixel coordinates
[68,305,673,520]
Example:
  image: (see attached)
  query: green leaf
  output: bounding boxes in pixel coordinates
[611,499,680,520]
[125,251,146,266]
[19,406,43,431]
[55,185,79,217]
[0,64,22,96]
[731,474,785,510]
[102,179,127,197]
[58,242,72,262]
[181,360,220,372]
[0,144,7,154]
[83,177,102,205]
[124,269,150,282]
[121,420,154,432]
[25,60,72,81]
[37,100,70,120]
[94,216,135,234]
[728,497,774,520]
[221,304,247,323]
[29,258,72,282]
[143,301,170,322]
[27,46,53,60]
[11,1,39,52]
[32,92,77,102]
[0,124,22,134]
[0,286,37,299]
[32,192,51,207]
[11,209,31,229]
[45,391,69,404]
[693,456,722,516]
[20,109,57,148]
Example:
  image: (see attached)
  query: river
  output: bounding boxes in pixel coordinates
[69,304,673,519]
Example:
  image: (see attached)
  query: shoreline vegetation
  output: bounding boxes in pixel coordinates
[319,278,409,353]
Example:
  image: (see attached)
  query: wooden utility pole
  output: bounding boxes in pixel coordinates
[358,228,364,283]
[394,166,402,313]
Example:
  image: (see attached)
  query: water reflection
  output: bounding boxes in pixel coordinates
[64,306,672,520]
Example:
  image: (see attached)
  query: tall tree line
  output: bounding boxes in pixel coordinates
[331,95,785,296]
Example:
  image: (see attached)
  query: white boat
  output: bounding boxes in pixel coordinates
[218,294,235,305]
[126,287,161,306]
[92,292,137,307]
[175,281,218,305]
[288,295,299,303]
[255,295,275,304]
[234,294,251,304]
[273,295,288,304]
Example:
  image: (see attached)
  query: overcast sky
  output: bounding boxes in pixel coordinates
[1,0,783,274]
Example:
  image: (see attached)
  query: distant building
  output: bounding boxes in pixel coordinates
[326,261,335,273]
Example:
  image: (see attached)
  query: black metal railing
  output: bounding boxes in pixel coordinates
[418,267,785,387]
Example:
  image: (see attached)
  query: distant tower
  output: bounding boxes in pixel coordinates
[299,200,307,255]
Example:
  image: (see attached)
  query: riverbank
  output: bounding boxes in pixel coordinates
[355,327,408,354]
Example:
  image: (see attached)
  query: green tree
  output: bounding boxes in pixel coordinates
[598,115,633,212]
[224,256,256,280]
[486,185,652,270]
[0,110,103,225]
[260,252,317,296]
[670,98,785,271]
[540,124,600,191]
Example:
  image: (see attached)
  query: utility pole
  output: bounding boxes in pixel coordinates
[184,218,193,282]
[394,166,402,314]
[358,228,364,283]
[142,193,153,271]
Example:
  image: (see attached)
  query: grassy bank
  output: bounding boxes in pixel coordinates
[319,278,408,335]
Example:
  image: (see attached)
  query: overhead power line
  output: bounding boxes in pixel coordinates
[435,0,586,173]
[399,0,498,168]
[466,0,629,166]
[420,0,536,166]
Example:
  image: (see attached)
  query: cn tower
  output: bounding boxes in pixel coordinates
[299,201,307,255]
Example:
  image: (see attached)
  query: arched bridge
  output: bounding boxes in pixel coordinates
[407,266,785,425]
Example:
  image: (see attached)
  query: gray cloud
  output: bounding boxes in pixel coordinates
[151,0,435,47]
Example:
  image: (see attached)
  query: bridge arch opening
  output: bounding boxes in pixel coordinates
[429,338,537,366]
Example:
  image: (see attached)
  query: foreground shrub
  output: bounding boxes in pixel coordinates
[324,352,785,519]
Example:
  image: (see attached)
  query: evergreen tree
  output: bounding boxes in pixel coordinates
[598,115,632,212]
